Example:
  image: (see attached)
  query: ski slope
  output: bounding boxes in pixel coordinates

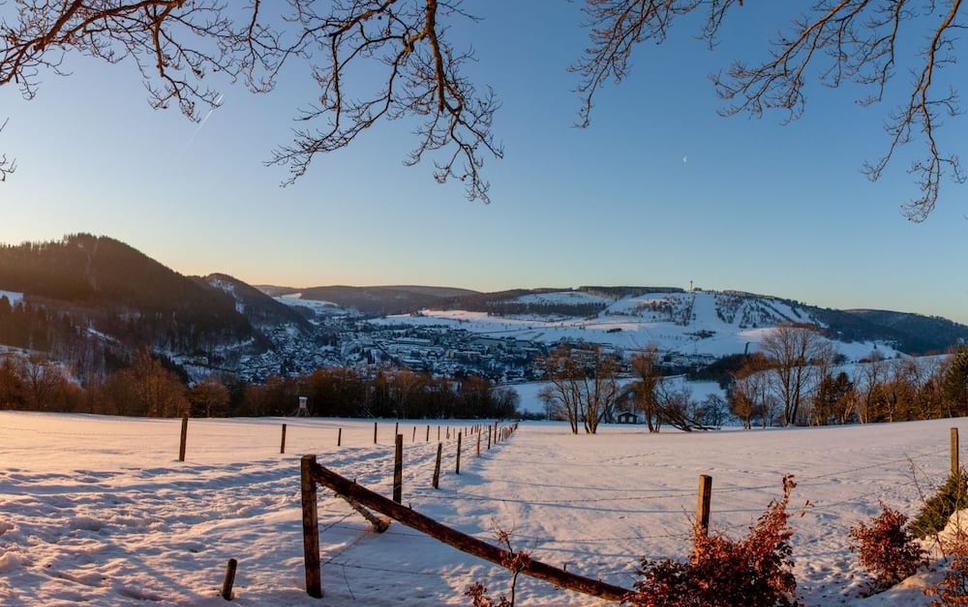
[374,291,897,362]
[0,412,959,605]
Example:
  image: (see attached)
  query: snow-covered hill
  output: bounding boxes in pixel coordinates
[373,289,897,363]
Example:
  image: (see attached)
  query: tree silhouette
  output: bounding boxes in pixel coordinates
[1,1,964,217]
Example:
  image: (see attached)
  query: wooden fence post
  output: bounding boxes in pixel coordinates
[953,428,960,476]
[374,422,378,444]
[280,424,287,454]
[393,434,403,504]
[178,416,188,462]
[437,426,441,441]
[221,558,238,600]
[412,426,417,443]
[337,427,342,447]
[395,422,399,437]
[476,431,481,457]
[432,442,442,489]
[487,425,491,450]
[300,455,322,598]
[456,432,462,475]
[697,474,713,536]
[426,425,430,442]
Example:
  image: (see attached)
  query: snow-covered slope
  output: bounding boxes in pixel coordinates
[374,290,896,362]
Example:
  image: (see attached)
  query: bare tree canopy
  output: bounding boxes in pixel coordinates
[1,1,964,216]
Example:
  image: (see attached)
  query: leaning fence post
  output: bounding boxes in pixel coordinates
[456,432,462,475]
[300,455,322,598]
[426,425,430,442]
[953,428,960,475]
[412,426,417,443]
[432,442,442,489]
[178,415,188,462]
[487,425,491,450]
[393,434,403,504]
[280,424,287,454]
[337,427,342,447]
[221,558,238,600]
[697,474,713,536]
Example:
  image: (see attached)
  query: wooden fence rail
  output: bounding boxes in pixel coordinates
[299,454,631,602]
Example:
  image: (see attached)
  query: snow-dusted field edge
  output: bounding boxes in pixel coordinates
[0,413,960,605]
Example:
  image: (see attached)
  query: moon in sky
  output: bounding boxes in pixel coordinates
[682,155,688,164]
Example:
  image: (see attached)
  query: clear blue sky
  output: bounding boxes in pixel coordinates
[1,3,966,322]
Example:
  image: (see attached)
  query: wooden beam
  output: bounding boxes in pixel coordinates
[178,416,188,462]
[336,493,390,533]
[953,428,960,476]
[300,455,323,598]
[307,461,630,602]
[432,442,442,489]
[221,558,238,600]
[393,434,403,504]
[697,474,712,536]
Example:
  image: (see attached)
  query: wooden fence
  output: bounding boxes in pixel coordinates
[294,425,965,603]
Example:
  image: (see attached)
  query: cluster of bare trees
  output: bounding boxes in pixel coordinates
[538,345,621,434]
[625,346,715,432]
[1,2,963,214]
[539,344,717,433]
[728,325,968,428]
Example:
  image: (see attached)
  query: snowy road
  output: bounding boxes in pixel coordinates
[0,413,958,605]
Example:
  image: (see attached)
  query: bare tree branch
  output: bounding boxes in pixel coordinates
[0,118,14,182]
[266,0,502,201]
[576,0,966,221]
[1,1,965,216]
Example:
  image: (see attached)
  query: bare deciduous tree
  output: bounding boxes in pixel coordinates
[761,324,826,426]
[1,1,963,215]
[540,344,620,434]
[627,345,663,432]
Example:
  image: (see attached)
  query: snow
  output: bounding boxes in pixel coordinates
[373,291,899,363]
[276,294,348,316]
[0,289,23,305]
[0,412,959,606]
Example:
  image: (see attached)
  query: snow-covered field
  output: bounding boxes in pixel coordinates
[0,413,959,605]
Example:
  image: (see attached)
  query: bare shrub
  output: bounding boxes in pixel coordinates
[624,475,800,607]
[929,533,968,606]
[465,528,530,607]
[848,505,927,592]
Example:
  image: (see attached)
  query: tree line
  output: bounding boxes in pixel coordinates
[0,348,520,420]
[728,326,968,428]
[537,327,968,434]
